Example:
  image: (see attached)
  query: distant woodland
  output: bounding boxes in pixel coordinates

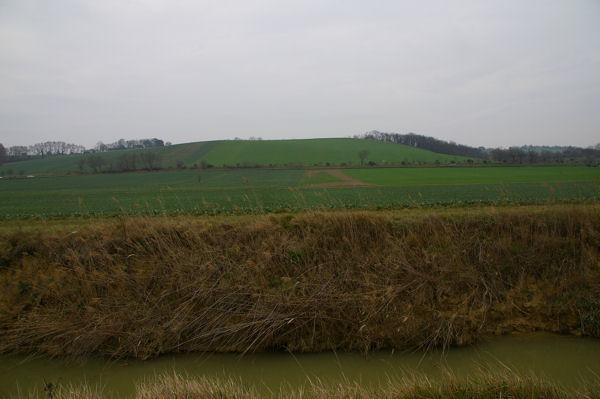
[357,130,600,165]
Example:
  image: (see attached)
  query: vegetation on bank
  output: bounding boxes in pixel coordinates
[0,204,598,359]
[15,371,600,399]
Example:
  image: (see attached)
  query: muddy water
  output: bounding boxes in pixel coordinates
[1,333,599,398]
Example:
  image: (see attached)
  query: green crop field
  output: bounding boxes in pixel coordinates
[0,166,598,218]
[198,138,470,167]
[345,166,600,186]
[0,138,472,175]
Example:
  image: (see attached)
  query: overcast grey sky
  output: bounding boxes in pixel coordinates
[1,0,599,148]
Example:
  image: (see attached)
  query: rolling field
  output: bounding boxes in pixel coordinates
[0,138,471,175]
[0,166,598,217]
[198,138,469,166]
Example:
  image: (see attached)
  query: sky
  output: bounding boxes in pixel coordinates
[1,0,599,149]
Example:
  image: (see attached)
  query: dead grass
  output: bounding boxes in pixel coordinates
[0,204,599,359]
[14,371,600,399]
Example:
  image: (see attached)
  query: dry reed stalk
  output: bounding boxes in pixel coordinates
[12,371,600,399]
[0,204,599,358]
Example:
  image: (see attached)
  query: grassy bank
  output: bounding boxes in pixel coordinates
[17,372,600,399]
[0,204,599,359]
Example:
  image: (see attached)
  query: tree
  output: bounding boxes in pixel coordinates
[8,146,28,159]
[139,150,161,170]
[0,144,6,166]
[116,153,137,171]
[77,158,86,172]
[87,155,106,172]
[358,149,369,166]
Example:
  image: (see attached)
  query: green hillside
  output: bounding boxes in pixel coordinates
[199,138,469,167]
[0,138,472,175]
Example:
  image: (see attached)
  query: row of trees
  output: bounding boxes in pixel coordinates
[357,131,487,159]
[0,138,167,165]
[358,131,600,164]
[5,141,86,160]
[92,138,167,152]
[489,146,600,164]
[80,151,162,173]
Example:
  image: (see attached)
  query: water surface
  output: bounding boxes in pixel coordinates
[1,333,599,398]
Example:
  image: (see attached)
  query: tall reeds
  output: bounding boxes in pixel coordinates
[0,204,599,358]
[14,372,600,399]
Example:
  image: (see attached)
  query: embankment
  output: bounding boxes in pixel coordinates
[0,205,599,359]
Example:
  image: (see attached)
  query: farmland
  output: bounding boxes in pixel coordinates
[0,138,471,175]
[345,165,600,185]
[0,166,598,218]
[198,138,470,166]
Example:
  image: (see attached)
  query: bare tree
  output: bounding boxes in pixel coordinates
[77,158,86,172]
[358,149,369,166]
[139,151,161,170]
[117,153,138,171]
[87,155,106,172]
[0,144,6,166]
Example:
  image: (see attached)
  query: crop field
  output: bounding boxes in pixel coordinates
[0,166,598,218]
[345,165,600,185]
[198,138,470,166]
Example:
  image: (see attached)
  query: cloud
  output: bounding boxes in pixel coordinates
[1,0,599,147]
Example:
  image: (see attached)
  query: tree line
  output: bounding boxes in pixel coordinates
[79,151,163,173]
[0,138,167,165]
[357,131,600,165]
[92,138,167,152]
[356,131,487,159]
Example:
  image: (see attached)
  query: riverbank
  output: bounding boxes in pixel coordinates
[14,372,600,399]
[3,333,600,398]
[0,204,599,359]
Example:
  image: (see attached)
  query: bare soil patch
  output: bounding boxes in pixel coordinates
[306,169,375,187]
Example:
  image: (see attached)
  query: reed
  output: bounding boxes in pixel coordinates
[0,204,599,358]
[14,371,600,399]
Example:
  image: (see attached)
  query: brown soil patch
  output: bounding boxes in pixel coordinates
[306,169,375,187]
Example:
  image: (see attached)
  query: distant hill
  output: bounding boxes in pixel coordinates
[200,138,471,167]
[0,138,472,175]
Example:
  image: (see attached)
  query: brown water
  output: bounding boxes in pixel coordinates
[1,333,599,398]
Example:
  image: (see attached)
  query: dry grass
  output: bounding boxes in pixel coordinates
[0,204,599,359]
[13,372,600,399]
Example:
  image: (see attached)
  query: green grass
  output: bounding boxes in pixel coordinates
[1,167,599,217]
[200,138,470,167]
[345,166,600,186]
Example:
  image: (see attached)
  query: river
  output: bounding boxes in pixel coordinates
[1,333,599,398]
